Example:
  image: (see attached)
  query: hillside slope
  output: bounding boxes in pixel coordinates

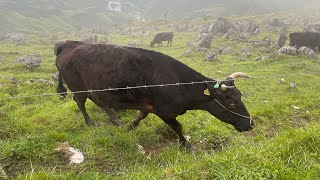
[0,0,320,32]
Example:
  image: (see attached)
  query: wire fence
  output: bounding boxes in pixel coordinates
[0,71,319,101]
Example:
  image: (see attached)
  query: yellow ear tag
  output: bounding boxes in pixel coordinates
[204,88,210,96]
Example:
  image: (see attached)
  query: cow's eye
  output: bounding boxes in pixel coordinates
[228,103,237,109]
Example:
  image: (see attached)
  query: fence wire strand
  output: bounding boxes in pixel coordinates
[0,72,319,101]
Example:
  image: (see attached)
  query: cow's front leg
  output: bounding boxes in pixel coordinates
[160,116,187,147]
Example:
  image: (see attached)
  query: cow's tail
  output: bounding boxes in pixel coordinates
[56,71,67,99]
[54,42,68,99]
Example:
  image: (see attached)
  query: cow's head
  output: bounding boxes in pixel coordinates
[54,42,64,56]
[54,40,84,57]
[204,72,254,132]
[150,41,155,48]
[289,33,295,46]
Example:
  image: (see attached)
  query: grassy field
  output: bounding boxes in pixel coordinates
[0,22,320,179]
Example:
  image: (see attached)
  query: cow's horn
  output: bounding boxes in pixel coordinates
[228,72,251,79]
[221,84,235,91]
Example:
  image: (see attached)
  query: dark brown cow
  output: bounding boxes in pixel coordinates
[150,32,174,47]
[55,40,253,147]
[289,32,320,50]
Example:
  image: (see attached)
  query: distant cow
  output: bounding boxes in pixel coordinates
[289,32,320,50]
[55,40,253,147]
[150,32,174,47]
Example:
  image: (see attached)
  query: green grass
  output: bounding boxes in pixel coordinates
[0,20,320,179]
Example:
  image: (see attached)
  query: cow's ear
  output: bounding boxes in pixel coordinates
[204,82,221,97]
[54,42,64,56]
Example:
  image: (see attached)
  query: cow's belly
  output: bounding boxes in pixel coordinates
[88,93,155,112]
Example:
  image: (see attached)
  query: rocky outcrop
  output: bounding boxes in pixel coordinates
[16,54,42,69]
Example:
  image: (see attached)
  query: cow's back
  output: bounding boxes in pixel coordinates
[154,32,174,42]
[57,43,206,111]
[290,32,320,48]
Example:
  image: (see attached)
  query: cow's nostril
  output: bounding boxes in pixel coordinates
[228,104,237,109]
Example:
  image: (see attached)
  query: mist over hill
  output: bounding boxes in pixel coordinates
[0,0,320,32]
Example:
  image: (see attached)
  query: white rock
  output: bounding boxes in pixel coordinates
[185,135,191,142]
[137,144,145,155]
[55,142,84,165]
[279,78,286,83]
[69,147,84,164]
[293,106,300,110]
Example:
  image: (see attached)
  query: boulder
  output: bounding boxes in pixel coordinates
[221,47,233,55]
[287,46,298,55]
[208,17,234,35]
[240,46,253,54]
[277,46,299,55]
[259,47,273,53]
[183,49,193,57]
[175,24,189,32]
[238,20,259,34]
[16,54,42,69]
[196,33,214,49]
[277,33,288,48]
[298,46,316,59]
[261,37,272,48]
[0,33,25,43]
[240,52,252,57]
[255,55,270,61]
[205,51,218,61]
[195,48,208,52]
[278,45,289,54]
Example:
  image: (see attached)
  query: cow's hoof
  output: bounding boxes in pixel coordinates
[86,120,96,126]
[186,143,197,154]
[180,142,196,153]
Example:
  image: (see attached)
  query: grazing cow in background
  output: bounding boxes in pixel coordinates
[150,32,174,47]
[55,40,254,147]
[289,32,320,51]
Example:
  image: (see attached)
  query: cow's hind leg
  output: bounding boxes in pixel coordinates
[73,94,95,126]
[129,111,149,129]
[103,107,120,126]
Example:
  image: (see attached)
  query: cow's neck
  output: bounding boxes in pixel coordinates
[184,76,216,110]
